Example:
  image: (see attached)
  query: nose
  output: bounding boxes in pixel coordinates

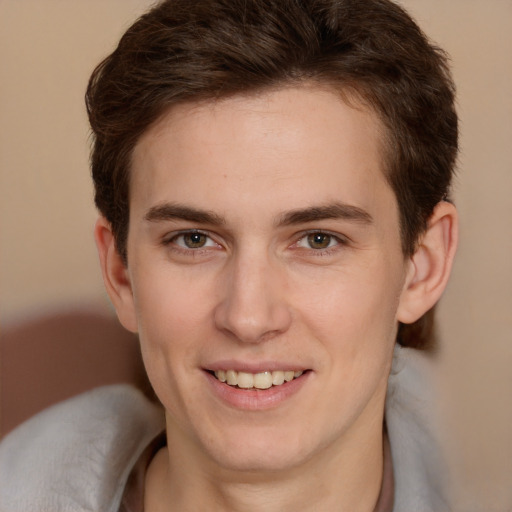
[214,250,292,344]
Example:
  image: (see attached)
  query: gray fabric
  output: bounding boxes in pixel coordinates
[0,385,164,512]
[386,346,450,512]
[0,346,448,511]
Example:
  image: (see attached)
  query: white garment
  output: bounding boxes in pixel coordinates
[0,346,449,511]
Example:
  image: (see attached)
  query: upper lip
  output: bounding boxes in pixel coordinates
[204,360,309,373]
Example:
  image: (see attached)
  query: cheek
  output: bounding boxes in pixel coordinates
[292,260,403,404]
[132,259,215,336]
[129,262,216,396]
[295,262,403,347]
[300,264,402,406]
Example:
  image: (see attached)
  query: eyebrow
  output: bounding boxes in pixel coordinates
[144,203,225,225]
[277,202,373,226]
[144,201,373,227]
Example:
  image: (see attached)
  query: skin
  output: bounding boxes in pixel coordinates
[95,85,458,511]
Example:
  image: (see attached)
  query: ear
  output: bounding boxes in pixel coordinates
[397,201,458,324]
[94,217,138,333]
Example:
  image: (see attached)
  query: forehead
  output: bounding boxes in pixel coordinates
[130,85,396,227]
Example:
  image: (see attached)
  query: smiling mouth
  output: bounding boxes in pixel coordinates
[210,369,305,390]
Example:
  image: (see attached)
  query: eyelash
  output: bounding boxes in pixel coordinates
[162,230,220,255]
[293,230,348,256]
[161,229,348,257]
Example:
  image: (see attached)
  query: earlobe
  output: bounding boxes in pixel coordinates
[397,201,458,324]
[94,217,138,333]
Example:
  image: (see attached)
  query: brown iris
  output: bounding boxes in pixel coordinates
[183,232,208,248]
[307,233,332,249]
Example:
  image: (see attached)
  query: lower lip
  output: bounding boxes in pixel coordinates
[204,371,310,411]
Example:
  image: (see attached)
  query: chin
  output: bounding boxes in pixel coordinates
[198,423,325,475]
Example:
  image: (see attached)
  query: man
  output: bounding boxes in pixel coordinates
[0,0,458,510]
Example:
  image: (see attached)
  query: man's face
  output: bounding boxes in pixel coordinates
[125,86,411,472]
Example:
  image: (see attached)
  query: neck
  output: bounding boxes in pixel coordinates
[145,414,386,512]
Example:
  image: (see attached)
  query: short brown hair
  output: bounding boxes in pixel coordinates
[86,0,458,349]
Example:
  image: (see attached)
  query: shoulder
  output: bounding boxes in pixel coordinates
[386,345,451,512]
[0,385,164,512]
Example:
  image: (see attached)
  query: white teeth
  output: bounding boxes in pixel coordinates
[253,372,273,389]
[272,370,285,385]
[284,371,294,382]
[213,369,304,389]
[237,372,254,389]
[226,370,237,386]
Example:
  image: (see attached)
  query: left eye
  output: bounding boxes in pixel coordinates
[297,232,340,250]
[172,232,217,249]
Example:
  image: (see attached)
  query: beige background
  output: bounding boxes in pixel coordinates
[1,1,511,510]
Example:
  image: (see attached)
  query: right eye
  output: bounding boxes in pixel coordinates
[169,231,218,250]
